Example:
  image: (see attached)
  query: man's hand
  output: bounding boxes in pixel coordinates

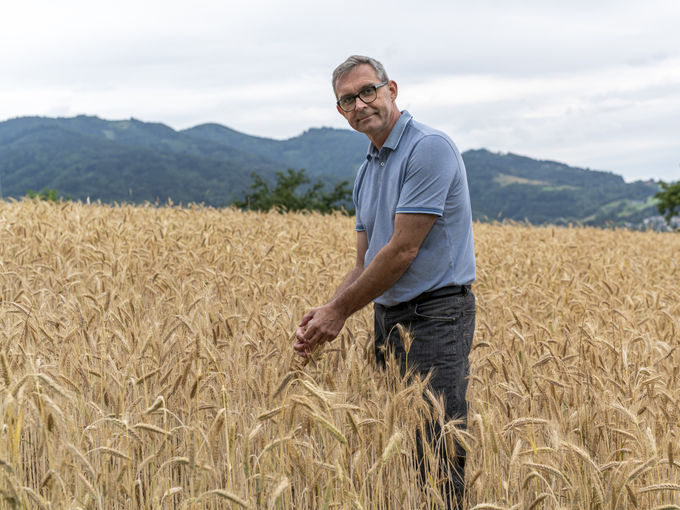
[293,303,347,358]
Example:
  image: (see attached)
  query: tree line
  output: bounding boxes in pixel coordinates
[25,169,354,214]
[23,171,679,230]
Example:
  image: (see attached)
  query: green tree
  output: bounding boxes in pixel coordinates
[235,168,353,214]
[654,180,680,228]
[25,187,70,203]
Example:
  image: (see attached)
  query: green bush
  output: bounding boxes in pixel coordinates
[26,187,71,203]
[235,169,352,214]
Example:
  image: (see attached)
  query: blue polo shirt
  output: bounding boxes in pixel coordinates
[353,111,476,306]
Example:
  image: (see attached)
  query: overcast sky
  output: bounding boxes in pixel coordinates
[2,0,679,182]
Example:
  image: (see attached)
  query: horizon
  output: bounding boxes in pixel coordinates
[0,112,666,185]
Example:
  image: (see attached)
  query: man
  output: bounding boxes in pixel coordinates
[294,55,476,508]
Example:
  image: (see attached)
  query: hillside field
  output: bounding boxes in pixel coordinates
[1,200,679,509]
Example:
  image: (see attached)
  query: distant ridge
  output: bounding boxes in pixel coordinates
[182,123,368,178]
[462,149,658,225]
[0,115,659,227]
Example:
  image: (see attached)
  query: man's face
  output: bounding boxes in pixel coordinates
[335,64,398,145]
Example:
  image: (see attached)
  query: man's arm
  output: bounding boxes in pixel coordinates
[294,213,437,357]
[332,230,368,298]
[293,230,367,356]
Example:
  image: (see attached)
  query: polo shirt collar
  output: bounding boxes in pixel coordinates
[366,110,412,159]
[383,110,412,150]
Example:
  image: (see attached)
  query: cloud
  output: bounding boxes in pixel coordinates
[1,0,679,181]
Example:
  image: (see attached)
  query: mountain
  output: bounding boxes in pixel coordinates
[0,115,660,226]
[463,149,659,226]
[0,116,284,205]
[183,124,368,178]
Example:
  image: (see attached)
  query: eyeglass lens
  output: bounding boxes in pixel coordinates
[339,86,378,112]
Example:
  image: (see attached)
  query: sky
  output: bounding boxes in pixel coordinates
[2,0,679,182]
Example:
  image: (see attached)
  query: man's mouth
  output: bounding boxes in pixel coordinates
[357,113,374,122]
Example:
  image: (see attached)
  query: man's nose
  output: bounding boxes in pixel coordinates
[354,96,368,110]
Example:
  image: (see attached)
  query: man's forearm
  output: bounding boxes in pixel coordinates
[294,214,435,356]
[330,242,413,317]
[332,265,365,299]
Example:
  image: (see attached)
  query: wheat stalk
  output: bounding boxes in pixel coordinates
[0,201,678,508]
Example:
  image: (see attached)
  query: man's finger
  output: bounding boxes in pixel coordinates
[298,310,315,327]
[295,326,307,342]
[307,330,327,350]
[293,339,308,353]
[293,343,309,358]
[306,321,332,343]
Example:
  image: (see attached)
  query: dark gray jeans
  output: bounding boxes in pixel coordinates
[374,286,475,509]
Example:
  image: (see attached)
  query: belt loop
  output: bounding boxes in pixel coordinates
[462,285,470,296]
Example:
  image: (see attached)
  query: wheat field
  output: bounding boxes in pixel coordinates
[1,199,679,509]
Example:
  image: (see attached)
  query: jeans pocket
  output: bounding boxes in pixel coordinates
[414,297,460,321]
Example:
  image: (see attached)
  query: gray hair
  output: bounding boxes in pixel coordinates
[332,55,389,97]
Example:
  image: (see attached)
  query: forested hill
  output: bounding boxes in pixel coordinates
[462,149,658,226]
[0,115,660,227]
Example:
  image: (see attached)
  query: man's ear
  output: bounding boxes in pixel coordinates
[388,80,398,101]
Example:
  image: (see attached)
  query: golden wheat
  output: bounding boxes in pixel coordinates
[1,199,679,509]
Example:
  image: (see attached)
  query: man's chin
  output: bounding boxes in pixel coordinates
[354,116,378,133]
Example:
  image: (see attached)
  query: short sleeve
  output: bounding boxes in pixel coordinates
[353,168,366,231]
[396,135,458,216]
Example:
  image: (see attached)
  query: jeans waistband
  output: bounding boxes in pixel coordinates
[379,284,471,311]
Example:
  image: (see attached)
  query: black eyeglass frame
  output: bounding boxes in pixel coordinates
[336,81,389,112]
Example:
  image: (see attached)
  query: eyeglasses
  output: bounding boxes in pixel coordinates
[336,81,388,112]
